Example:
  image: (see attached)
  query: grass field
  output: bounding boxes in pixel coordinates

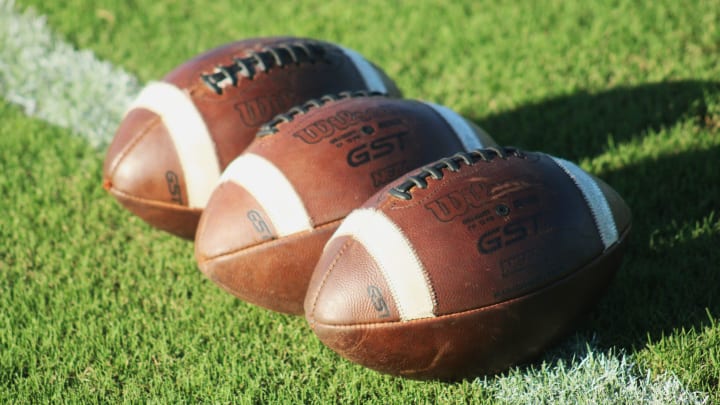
[1,0,719,402]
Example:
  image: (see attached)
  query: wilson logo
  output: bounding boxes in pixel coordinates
[292,107,389,144]
[234,93,295,127]
[424,182,487,222]
[425,179,540,222]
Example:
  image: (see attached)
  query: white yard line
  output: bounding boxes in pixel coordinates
[0,1,709,403]
[0,0,140,148]
[476,335,708,404]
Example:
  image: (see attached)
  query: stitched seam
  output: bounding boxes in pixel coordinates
[307,236,355,323]
[256,90,386,137]
[200,41,330,94]
[106,114,163,180]
[198,218,344,264]
[387,147,524,200]
[108,186,197,211]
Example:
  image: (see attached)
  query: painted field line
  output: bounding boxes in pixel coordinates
[476,335,708,404]
[0,0,140,149]
[0,1,709,403]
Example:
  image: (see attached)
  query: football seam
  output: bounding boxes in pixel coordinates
[309,225,630,330]
[380,159,478,212]
[306,236,356,323]
[314,208,438,320]
[369,207,437,320]
[196,217,345,264]
[256,91,387,137]
[218,153,314,236]
[107,186,199,213]
[105,114,164,182]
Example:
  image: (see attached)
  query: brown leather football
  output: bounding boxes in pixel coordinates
[304,147,632,380]
[103,37,401,239]
[194,92,498,315]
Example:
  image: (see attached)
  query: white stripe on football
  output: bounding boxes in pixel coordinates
[332,208,436,321]
[221,153,313,236]
[129,81,220,208]
[551,157,619,249]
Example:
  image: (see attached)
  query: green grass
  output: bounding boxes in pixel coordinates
[2,0,720,402]
[0,100,498,402]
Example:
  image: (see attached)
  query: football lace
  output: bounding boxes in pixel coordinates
[201,42,329,94]
[388,147,526,200]
[256,90,387,136]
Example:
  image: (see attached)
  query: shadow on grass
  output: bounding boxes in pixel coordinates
[500,146,720,395]
[467,80,720,377]
[475,80,718,160]
[582,146,720,349]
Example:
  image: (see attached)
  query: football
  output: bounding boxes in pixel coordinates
[194,92,498,315]
[304,147,632,380]
[103,37,401,239]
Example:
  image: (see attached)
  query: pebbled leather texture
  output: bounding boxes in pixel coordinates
[311,234,628,380]
[307,235,402,325]
[197,222,341,315]
[195,95,498,315]
[103,37,402,239]
[305,150,632,379]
